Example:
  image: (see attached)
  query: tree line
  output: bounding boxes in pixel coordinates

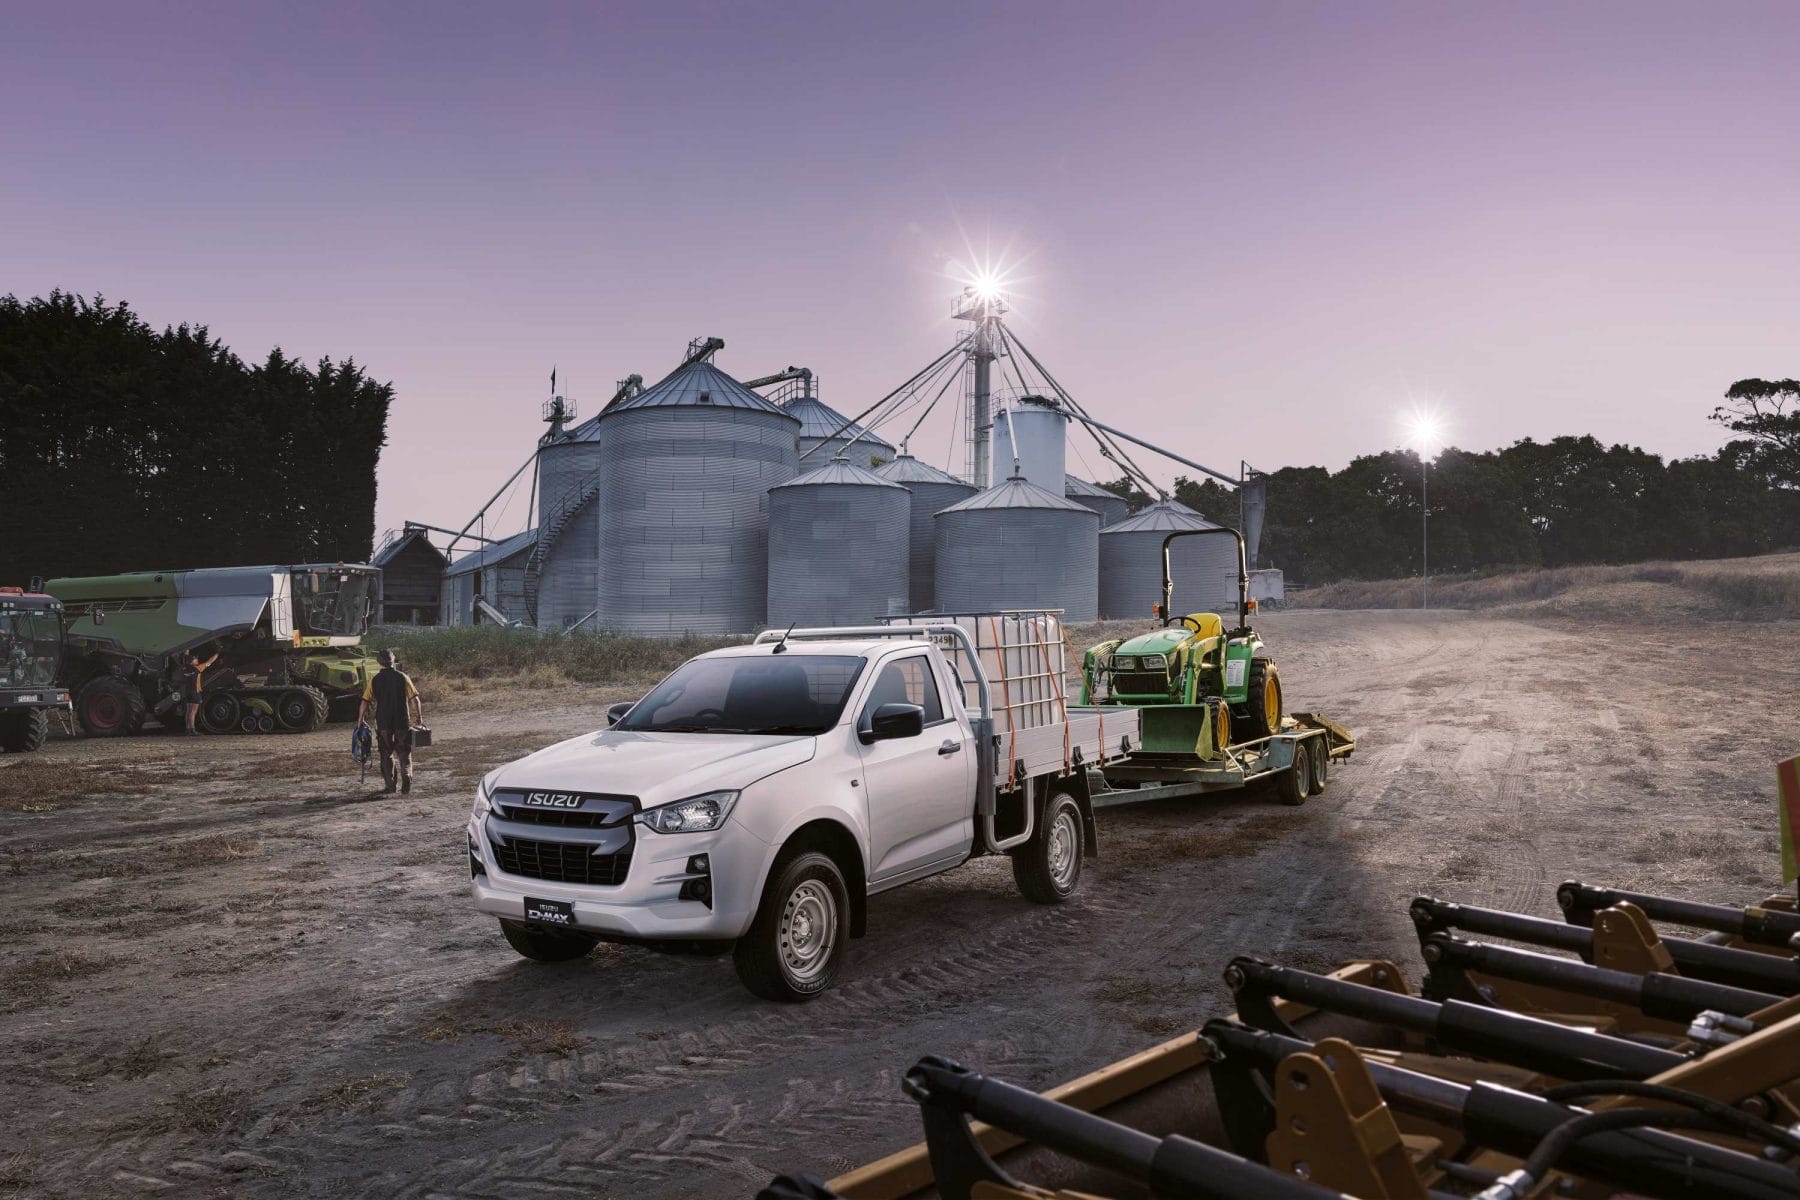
[1104,379,1800,586]
[0,291,393,582]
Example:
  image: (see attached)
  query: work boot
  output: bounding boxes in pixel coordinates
[401,775,412,795]
[384,781,397,795]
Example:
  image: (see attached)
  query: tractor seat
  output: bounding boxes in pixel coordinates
[1180,612,1224,640]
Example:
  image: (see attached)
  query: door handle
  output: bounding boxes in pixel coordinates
[938,740,962,756]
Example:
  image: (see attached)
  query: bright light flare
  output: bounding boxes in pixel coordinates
[1401,406,1448,458]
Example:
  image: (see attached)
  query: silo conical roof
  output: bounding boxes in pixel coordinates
[936,475,1091,515]
[782,396,895,452]
[772,456,906,491]
[1064,475,1113,498]
[1101,498,1217,532]
[875,453,969,486]
[610,360,795,416]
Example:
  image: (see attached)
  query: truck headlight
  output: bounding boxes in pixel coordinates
[1138,653,1167,670]
[475,771,499,816]
[639,790,739,834]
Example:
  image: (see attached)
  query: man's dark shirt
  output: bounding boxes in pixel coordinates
[362,667,417,731]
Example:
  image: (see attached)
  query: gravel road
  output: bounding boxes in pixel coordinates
[2,609,1792,1198]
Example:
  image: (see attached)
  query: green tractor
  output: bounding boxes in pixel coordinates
[49,564,383,736]
[1080,528,1281,759]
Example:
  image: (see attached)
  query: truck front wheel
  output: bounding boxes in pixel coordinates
[500,919,601,962]
[733,851,850,1002]
[1012,789,1085,904]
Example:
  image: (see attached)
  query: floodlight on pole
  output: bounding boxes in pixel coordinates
[1401,406,1448,610]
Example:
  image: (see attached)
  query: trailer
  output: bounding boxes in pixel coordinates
[1090,711,1356,809]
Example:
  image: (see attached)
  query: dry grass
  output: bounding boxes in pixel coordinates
[0,949,110,1013]
[0,759,211,809]
[1291,551,1800,621]
[311,1073,408,1113]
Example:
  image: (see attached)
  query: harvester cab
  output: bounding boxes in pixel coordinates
[0,586,70,753]
[1081,527,1283,752]
[50,564,382,737]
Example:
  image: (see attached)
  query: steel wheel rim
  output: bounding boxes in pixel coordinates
[1047,806,1080,890]
[780,879,838,985]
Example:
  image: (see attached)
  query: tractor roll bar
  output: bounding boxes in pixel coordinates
[1160,527,1250,631]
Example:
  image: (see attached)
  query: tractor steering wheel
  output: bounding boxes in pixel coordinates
[1175,614,1207,635]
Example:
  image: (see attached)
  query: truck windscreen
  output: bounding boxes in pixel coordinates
[291,570,376,638]
[0,612,61,688]
[618,655,867,735]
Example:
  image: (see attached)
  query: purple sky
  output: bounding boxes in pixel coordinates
[6,2,1798,541]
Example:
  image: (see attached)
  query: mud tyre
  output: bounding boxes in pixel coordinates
[200,692,241,734]
[0,708,50,753]
[500,919,601,962]
[1243,659,1283,740]
[76,676,146,737]
[1278,738,1312,806]
[1012,787,1085,904]
[733,850,850,1002]
[275,686,329,733]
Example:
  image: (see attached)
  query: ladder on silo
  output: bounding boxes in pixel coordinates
[521,466,604,627]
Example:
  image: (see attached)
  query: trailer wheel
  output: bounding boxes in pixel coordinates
[1309,737,1329,794]
[76,676,146,737]
[1012,788,1085,904]
[276,686,329,733]
[0,708,50,753]
[200,692,241,734]
[733,851,850,1002]
[1244,659,1282,740]
[500,919,601,962]
[1278,739,1312,806]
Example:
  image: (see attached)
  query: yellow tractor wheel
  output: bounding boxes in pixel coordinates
[1244,659,1282,740]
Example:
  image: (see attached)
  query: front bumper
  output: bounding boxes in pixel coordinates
[467,811,767,941]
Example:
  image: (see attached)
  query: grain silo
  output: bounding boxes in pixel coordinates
[767,457,910,626]
[1064,475,1129,529]
[784,395,896,468]
[593,354,801,635]
[934,476,1099,621]
[873,453,977,612]
[1098,500,1240,621]
[989,394,1068,493]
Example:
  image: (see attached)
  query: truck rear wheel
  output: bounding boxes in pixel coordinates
[76,677,146,737]
[1278,739,1312,806]
[733,850,850,1002]
[0,708,50,753]
[500,919,601,962]
[1012,788,1084,904]
[276,686,329,733]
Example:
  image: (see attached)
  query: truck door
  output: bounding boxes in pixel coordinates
[859,652,974,885]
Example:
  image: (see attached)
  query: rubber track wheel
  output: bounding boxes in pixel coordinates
[1278,738,1311,806]
[733,850,850,1003]
[77,676,147,738]
[500,920,601,962]
[1012,789,1085,904]
[276,686,329,733]
[0,708,50,753]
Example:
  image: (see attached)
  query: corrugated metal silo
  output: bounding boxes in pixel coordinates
[593,359,802,635]
[1064,475,1129,529]
[533,416,606,629]
[1098,500,1240,621]
[873,453,977,612]
[767,457,910,626]
[783,395,896,468]
[934,476,1100,621]
[990,395,1068,493]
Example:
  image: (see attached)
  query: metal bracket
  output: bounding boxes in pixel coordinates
[1265,1038,1428,1199]
[1591,903,1676,976]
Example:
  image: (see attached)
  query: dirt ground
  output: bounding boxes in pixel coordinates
[3,609,1795,1199]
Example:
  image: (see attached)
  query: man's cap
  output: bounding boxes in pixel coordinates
[377,649,395,667]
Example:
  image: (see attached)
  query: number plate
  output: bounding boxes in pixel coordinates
[523,896,576,927]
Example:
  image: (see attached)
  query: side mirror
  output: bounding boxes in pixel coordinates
[861,702,924,744]
[606,701,636,727]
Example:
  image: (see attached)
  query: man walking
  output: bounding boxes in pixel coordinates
[357,649,423,794]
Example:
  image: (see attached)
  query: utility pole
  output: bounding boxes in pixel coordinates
[1422,456,1430,610]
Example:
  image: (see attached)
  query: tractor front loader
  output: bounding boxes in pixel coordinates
[49,564,382,737]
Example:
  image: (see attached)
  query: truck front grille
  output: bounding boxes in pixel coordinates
[498,805,612,829]
[491,837,633,886]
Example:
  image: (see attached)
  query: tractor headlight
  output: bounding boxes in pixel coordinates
[1138,653,1168,670]
[639,790,739,834]
[1111,655,1136,670]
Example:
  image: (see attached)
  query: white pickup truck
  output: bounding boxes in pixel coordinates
[467,616,1140,1000]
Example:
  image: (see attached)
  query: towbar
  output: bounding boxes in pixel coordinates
[901,1055,1352,1200]
[1419,933,1782,1022]
[1224,957,1686,1081]
[1201,1020,1800,1200]
[1410,896,1800,996]
[1558,881,1800,950]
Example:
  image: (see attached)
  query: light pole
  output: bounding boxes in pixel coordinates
[1403,410,1445,611]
